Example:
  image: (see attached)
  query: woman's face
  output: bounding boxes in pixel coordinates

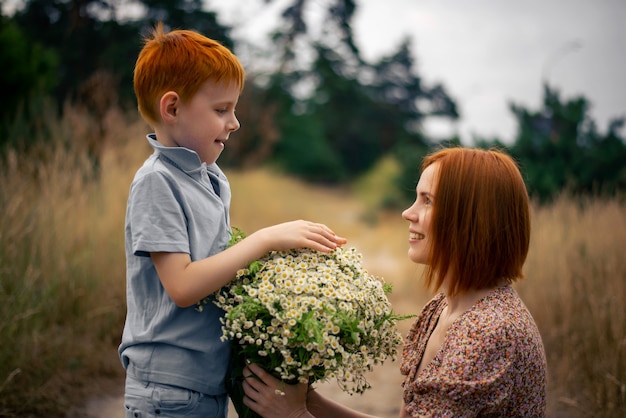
[401,163,439,265]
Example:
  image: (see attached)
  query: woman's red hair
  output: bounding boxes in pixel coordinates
[133,22,245,126]
[422,147,530,295]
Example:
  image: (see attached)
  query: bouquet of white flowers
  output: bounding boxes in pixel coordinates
[204,228,410,417]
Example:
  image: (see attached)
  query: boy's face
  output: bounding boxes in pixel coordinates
[167,80,240,165]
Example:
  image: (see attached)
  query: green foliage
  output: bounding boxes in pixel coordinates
[254,68,347,181]
[0,17,57,148]
[509,85,626,202]
[273,106,346,183]
[264,2,458,185]
[2,0,236,171]
[140,0,234,48]
[8,0,234,118]
[228,226,247,246]
[472,84,626,202]
[308,44,385,177]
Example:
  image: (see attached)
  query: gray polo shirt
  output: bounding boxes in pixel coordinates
[119,134,232,395]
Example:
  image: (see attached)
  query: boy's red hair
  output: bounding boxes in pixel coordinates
[134,22,245,126]
[422,147,530,295]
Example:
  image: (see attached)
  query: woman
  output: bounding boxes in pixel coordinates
[242,147,547,417]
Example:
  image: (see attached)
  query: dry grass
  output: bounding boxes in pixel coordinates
[0,108,149,417]
[518,197,626,417]
[0,108,624,417]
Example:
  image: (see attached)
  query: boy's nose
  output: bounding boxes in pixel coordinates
[229,117,241,132]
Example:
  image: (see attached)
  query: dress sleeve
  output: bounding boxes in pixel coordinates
[403,312,517,417]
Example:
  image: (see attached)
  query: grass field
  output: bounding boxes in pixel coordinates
[0,109,624,417]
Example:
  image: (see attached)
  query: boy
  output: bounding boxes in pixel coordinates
[119,23,345,418]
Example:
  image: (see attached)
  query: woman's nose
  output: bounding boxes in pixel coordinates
[402,205,416,221]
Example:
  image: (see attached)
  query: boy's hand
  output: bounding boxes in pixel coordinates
[257,220,347,253]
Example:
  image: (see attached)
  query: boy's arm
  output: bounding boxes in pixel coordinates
[152,220,346,307]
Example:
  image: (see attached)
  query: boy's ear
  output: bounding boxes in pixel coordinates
[160,91,180,123]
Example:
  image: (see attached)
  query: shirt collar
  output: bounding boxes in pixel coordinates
[146,134,227,184]
[146,133,206,174]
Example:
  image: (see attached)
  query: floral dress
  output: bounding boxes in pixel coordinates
[400,285,546,417]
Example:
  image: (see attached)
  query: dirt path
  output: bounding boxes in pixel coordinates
[79,359,404,418]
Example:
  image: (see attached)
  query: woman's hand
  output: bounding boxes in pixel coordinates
[242,363,311,418]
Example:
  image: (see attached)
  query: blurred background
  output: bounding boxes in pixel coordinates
[0,1,624,417]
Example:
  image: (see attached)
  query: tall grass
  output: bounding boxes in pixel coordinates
[0,107,624,417]
[519,196,626,417]
[0,106,148,417]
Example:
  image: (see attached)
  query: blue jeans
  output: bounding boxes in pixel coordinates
[124,375,228,418]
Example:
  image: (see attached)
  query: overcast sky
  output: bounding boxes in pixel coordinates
[210,0,626,144]
[4,0,623,144]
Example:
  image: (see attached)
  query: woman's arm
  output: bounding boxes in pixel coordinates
[398,400,408,418]
[307,390,379,418]
[243,364,380,418]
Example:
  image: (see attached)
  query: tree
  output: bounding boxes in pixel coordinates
[138,0,233,48]
[0,16,57,150]
[11,0,234,106]
[504,84,626,201]
[259,0,458,183]
[3,0,462,190]
[3,0,236,169]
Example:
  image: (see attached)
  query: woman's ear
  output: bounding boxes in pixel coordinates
[160,91,179,123]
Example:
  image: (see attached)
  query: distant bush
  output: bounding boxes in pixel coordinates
[0,17,58,151]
